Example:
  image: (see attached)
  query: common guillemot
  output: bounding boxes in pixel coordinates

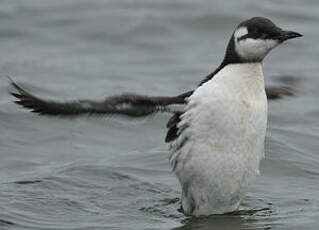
[166,17,301,216]
[11,17,302,216]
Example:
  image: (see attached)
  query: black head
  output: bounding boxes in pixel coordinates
[222,17,302,64]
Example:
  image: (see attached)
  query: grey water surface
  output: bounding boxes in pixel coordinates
[0,0,319,229]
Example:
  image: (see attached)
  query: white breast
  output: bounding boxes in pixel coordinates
[169,63,267,216]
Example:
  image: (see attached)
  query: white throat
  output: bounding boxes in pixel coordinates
[213,63,265,94]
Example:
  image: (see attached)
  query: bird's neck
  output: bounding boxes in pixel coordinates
[198,36,264,87]
[216,63,265,96]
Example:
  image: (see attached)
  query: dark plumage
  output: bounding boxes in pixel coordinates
[10,79,295,117]
[11,81,187,117]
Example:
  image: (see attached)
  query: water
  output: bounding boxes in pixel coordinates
[0,0,318,229]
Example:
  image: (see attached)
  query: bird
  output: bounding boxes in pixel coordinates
[11,17,302,216]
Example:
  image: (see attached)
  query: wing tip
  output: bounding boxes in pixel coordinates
[266,87,295,100]
[10,80,43,113]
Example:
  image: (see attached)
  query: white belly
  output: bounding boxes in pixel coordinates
[169,63,267,216]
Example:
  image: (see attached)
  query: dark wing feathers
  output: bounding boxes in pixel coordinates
[265,87,294,99]
[11,81,105,116]
[165,112,183,143]
[166,112,182,129]
[10,81,188,117]
[10,74,297,143]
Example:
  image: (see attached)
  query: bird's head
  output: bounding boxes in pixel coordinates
[225,17,302,63]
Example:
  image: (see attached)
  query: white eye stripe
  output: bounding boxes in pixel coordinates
[234,27,248,40]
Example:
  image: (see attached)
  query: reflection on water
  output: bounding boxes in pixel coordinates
[0,0,319,229]
[173,208,273,230]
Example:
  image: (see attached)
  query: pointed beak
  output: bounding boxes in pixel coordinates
[281,30,303,41]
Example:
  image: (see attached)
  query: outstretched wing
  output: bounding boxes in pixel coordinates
[10,81,191,117]
[265,87,294,99]
[10,74,296,118]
